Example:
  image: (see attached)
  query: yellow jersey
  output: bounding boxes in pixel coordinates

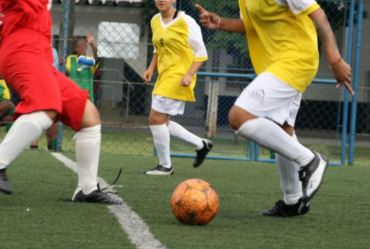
[151,11,208,101]
[239,0,320,92]
[0,79,11,101]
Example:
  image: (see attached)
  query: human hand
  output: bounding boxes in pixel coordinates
[143,69,154,84]
[194,4,221,30]
[331,59,354,95]
[86,32,95,44]
[180,74,192,87]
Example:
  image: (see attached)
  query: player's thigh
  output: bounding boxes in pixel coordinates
[149,109,170,125]
[234,73,301,126]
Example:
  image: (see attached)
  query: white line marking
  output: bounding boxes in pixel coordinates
[51,152,168,249]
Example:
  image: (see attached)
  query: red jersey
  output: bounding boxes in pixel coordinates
[0,0,52,43]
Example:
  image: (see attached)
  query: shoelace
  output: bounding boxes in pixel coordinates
[98,167,123,194]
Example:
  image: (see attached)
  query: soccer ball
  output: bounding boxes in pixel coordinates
[170,178,219,225]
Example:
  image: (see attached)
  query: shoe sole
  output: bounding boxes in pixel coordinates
[145,170,174,176]
[303,155,328,203]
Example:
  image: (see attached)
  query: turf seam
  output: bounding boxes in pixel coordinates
[50,152,168,249]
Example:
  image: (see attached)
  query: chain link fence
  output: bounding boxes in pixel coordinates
[47,0,368,164]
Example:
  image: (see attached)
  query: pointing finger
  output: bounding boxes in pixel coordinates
[194,4,206,14]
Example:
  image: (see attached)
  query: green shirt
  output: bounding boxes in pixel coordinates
[66,55,95,102]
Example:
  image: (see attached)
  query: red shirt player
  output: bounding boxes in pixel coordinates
[0,0,120,204]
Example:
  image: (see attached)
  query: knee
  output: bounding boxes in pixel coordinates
[45,110,58,122]
[228,107,240,130]
[148,110,168,125]
[80,100,101,128]
[148,113,158,125]
[228,106,256,131]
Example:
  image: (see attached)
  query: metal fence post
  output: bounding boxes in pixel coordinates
[341,0,356,165]
[349,0,364,164]
[206,79,219,138]
[56,0,73,152]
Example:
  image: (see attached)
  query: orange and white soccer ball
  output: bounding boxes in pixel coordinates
[170,178,219,225]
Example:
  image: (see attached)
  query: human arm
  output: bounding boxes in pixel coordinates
[181,61,204,87]
[143,54,158,84]
[194,4,245,33]
[180,15,208,87]
[86,32,98,60]
[309,8,354,95]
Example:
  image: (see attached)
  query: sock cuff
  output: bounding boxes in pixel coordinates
[74,124,101,140]
[168,120,178,127]
[236,118,259,136]
[149,124,167,131]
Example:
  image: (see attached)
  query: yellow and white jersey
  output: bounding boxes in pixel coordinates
[239,0,320,92]
[0,79,11,101]
[151,11,208,102]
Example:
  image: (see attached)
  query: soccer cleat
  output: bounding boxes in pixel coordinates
[262,199,310,217]
[193,139,213,168]
[145,165,174,175]
[299,152,328,202]
[0,169,12,195]
[72,188,122,205]
[30,145,38,150]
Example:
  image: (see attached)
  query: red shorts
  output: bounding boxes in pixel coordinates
[0,29,88,131]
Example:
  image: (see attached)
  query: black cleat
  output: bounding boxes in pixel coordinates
[145,165,174,175]
[193,139,213,168]
[0,168,12,195]
[72,188,122,205]
[262,199,310,217]
[299,152,328,202]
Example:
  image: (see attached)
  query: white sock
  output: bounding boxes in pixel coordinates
[237,118,314,166]
[74,125,101,195]
[150,124,171,169]
[0,112,53,169]
[277,134,303,205]
[168,121,203,149]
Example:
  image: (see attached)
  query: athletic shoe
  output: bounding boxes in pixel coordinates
[262,198,310,217]
[0,169,12,195]
[29,145,38,150]
[193,139,213,168]
[72,188,122,205]
[299,152,328,202]
[145,165,174,175]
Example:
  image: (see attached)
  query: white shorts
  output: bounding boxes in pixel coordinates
[234,73,301,126]
[151,95,186,116]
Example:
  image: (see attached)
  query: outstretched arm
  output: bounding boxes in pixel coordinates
[86,32,98,60]
[309,8,354,95]
[195,4,245,33]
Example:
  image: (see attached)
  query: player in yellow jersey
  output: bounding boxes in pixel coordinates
[143,0,212,175]
[0,79,15,129]
[196,0,353,217]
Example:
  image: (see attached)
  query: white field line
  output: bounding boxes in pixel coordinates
[51,152,167,249]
